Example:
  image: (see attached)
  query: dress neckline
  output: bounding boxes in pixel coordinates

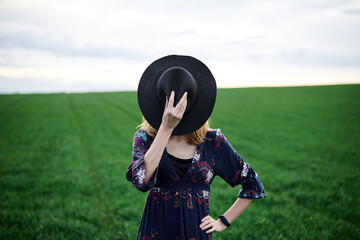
[164,143,202,181]
[167,153,193,162]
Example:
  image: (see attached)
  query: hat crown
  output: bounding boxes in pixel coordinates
[137,55,216,135]
[157,67,198,113]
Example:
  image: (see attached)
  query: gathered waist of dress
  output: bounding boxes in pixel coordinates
[153,180,210,192]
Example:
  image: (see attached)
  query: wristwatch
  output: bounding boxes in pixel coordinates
[218,214,231,227]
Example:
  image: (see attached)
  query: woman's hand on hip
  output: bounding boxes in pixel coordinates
[199,215,227,234]
[160,91,187,132]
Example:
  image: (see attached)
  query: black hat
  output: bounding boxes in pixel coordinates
[137,55,217,135]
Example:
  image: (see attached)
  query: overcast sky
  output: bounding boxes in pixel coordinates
[0,0,359,93]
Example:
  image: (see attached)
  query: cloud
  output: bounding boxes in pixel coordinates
[0,75,134,94]
[344,9,360,16]
[0,32,146,60]
[248,50,360,68]
[0,0,359,93]
[227,35,267,46]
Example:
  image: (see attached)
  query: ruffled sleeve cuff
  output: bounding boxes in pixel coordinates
[238,172,266,199]
[127,158,159,192]
[238,189,266,199]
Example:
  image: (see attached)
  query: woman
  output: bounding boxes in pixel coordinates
[126,55,265,240]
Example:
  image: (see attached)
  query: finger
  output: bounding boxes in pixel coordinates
[168,91,175,107]
[199,219,211,228]
[200,220,213,230]
[206,226,216,234]
[202,222,214,231]
[165,96,168,109]
[174,95,187,116]
[180,91,188,102]
[201,215,211,222]
[176,92,187,109]
[199,220,208,229]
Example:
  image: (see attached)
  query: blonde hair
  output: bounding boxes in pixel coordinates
[139,117,209,145]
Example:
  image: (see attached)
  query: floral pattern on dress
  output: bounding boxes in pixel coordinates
[126,128,266,240]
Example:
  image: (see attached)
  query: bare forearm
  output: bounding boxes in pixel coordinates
[223,198,252,224]
[143,91,188,183]
[143,125,172,183]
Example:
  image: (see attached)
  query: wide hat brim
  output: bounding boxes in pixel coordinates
[137,55,217,135]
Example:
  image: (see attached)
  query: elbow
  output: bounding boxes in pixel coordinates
[126,169,152,192]
[134,176,153,192]
[129,176,151,192]
[138,185,151,192]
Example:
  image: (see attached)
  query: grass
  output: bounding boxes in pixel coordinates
[0,84,359,239]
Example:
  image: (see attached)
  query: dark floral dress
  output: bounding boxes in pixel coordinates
[126,128,266,240]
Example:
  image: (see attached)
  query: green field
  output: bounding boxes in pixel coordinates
[1,85,359,239]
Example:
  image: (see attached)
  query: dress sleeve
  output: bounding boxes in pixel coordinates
[126,129,158,192]
[213,129,266,199]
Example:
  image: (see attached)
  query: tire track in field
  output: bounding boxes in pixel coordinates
[66,94,111,234]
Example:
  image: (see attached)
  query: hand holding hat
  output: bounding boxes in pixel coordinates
[161,91,188,132]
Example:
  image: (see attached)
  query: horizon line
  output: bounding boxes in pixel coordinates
[0,82,359,95]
